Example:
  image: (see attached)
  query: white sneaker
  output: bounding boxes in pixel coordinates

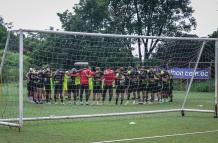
[125,101,129,105]
[85,102,89,105]
[68,101,72,104]
[91,102,95,105]
[54,102,58,105]
[61,102,65,105]
[132,100,136,104]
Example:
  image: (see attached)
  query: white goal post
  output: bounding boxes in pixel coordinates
[0,29,218,129]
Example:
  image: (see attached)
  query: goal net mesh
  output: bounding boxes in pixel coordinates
[0,30,215,125]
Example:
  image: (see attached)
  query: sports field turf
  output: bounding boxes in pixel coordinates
[0,91,218,143]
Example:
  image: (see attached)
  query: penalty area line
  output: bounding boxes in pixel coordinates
[91,129,218,143]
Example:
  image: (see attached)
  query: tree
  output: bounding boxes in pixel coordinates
[0,16,7,49]
[132,0,196,62]
[58,0,196,64]
[153,33,200,68]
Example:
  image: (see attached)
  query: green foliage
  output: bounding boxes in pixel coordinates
[58,0,196,62]
[172,79,214,92]
[0,50,30,82]
[191,79,214,92]
[0,16,7,49]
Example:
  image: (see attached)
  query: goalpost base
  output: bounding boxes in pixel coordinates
[0,121,20,128]
[181,110,185,117]
[214,104,218,118]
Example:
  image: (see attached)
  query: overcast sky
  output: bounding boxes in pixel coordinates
[0,0,218,37]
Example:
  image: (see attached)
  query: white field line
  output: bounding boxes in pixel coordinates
[91,129,218,143]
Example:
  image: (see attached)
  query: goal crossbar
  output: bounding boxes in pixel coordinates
[12,29,218,41]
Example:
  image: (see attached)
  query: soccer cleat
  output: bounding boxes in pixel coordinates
[91,102,96,106]
[132,100,136,104]
[61,102,65,105]
[85,102,89,105]
[68,101,72,104]
[54,102,58,105]
[125,101,129,105]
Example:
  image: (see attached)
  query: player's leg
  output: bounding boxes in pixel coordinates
[108,85,113,102]
[126,84,132,105]
[80,84,85,104]
[67,83,72,103]
[85,84,90,105]
[72,85,77,104]
[92,85,97,105]
[132,83,137,104]
[97,87,102,105]
[59,84,64,104]
[120,86,125,105]
[115,86,120,105]
[102,85,107,103]
[137,83,141,103]
[169,87,173,102]
[54,84,58,103]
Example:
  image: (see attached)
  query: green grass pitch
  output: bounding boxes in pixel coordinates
[0,90,218,143]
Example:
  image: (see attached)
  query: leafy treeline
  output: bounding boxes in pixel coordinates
[58,0,197,62]
[0,0,217,73]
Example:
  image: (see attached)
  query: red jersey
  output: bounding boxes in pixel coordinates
[79,68,94,85]
[103,69,115,86]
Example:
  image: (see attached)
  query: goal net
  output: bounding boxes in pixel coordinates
[0,29,217,128]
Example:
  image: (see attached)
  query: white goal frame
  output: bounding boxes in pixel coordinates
[0,29,218,129]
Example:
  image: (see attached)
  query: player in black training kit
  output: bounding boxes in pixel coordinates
[153,70,162,103]
[161,72,170,102]
[140,67,149,104]
[92,67,103,105]
[44,68,52,103]
[115,67,126,105]
[147,69,156,103]
[168,73,173,102]
[54,69,64,104]
[126,67,138,105]
[26,68,35,103]
[70,69,80,104]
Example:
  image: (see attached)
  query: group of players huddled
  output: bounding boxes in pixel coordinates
[26,65,173,105]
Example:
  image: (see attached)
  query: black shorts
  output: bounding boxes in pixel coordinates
[153,83,161,93]
[162,84,169,92]
[128,82,137,93]
[67,83,72,93]
[116,85,125,94]
[72,85,80,93]
[137,83,146,92]
[55,84,63,93]
[93,85,102,94]
[32,83,37,91]
[147,83,155,93]
[44,83,51,91]
[28,81,35,91]
[36,82,44,88]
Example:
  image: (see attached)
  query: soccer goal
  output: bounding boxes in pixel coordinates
[0,29,218,129]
